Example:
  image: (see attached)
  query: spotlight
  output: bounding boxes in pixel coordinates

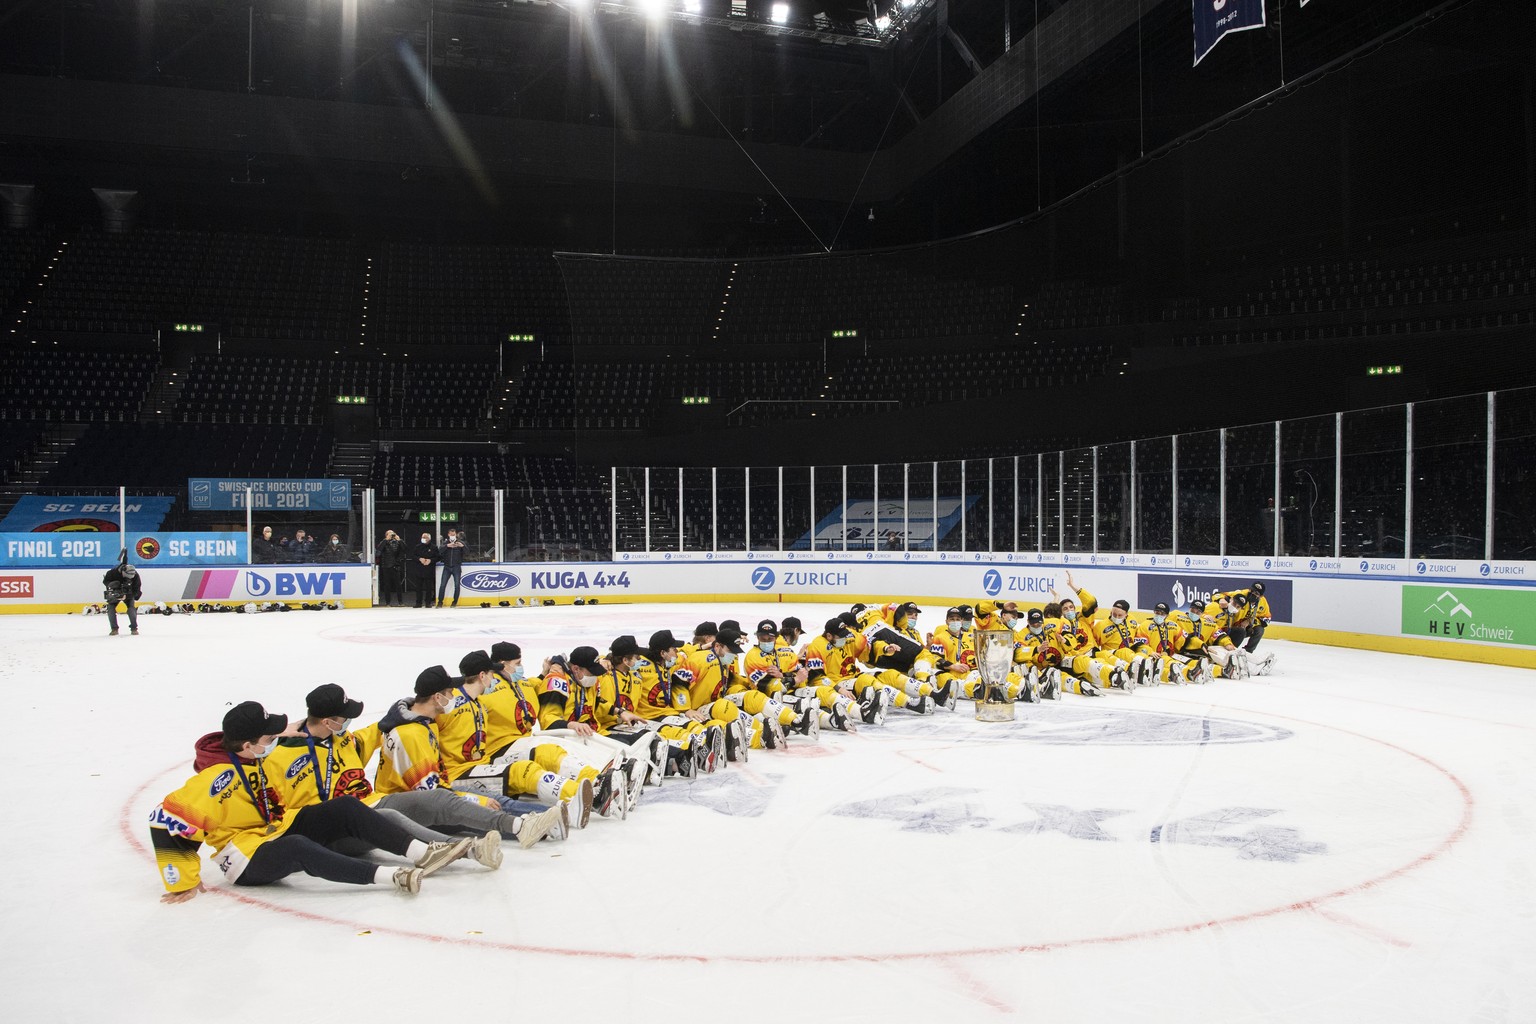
[640,0,667,16]
[683,0,701,10]
[770,2,788,22]
[874,14,890,31]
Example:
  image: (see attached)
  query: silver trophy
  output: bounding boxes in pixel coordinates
[973,629,1017,722]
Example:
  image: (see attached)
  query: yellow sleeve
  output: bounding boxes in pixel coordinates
[386,723,447,790]
[1075,589,1099,617]
[351,722,382,767]
[149,777,215,893]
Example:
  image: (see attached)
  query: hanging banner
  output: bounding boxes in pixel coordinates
[187,478,352,511]
[799,497,972,550]
[1193,0,1267,66]
[0,495,175,533]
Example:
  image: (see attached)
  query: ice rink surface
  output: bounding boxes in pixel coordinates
[1,601,1533,1023]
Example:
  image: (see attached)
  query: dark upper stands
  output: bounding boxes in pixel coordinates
[177,354,499,429]
[45,422,331,487]
[373,243,568,347]
[0,349,153,421]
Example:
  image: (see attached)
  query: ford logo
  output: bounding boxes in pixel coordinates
[464,571,519,592]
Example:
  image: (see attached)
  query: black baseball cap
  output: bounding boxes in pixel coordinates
[755,618,777,637]
[648,629,683,653]
[1026,609,1045,624]
[306,684,364,720]
[714,627,745,654]
[824,617,852,637]
[1251,581,1266,595]
[610,634,642,659]
[223,701,288,744]
[459,650,495,676]
[1112,599,1131,613]
[413,665,458,699]
[489,641,521,663]
[568,646,605,674]
[1153,602,1170,614]
[693,621,719,638]
[837,611,859,629]
[945,607,964,619]
[780,616,803,634]
[720,619,743,635]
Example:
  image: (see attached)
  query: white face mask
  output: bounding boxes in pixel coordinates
[576,672,597,689]
[1111,613,1126,625]
[948,621,963,635]
[421,537,431,544]
[664,653,678,668]
[758,640,774,654]
[1153,614,1167,625]
[719,652,737,667]
[253,738,278,758]
[1063,607,1078,620]
[332,718,353,734]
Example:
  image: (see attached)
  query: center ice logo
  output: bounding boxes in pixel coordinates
[982,569,1002,596]
[751,567,775,591]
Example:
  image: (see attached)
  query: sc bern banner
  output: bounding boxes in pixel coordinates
[0,495,174,533]
[1193,0,1267,66]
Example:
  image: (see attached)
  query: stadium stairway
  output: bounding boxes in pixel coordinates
[0,423,90,508]
[326,441,375,492]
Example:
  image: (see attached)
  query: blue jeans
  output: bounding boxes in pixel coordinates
[437,566,462,604]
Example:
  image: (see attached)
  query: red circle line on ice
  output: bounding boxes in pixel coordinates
[121,707,1473,963]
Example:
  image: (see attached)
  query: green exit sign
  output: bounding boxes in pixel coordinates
[334,395,369,405]
[507,333,536,342]
[830,329,859,338]
[1367,365,1403,376]
[418,511,460,523]
[681,395,712,405]
[173,323,204,333]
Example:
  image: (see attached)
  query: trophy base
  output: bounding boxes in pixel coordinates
[974,701,1017,723]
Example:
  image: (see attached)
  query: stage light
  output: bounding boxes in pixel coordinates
[875,14,890,31]
[770,2,789,22]
[684,0,701,9]
[641,0,668,16]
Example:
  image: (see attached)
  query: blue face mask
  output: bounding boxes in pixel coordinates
[949,622,964,635]
[1064,607,1078,620]
[1153,614,1166,625]
[509,664,525,682]
[758,640,774,654]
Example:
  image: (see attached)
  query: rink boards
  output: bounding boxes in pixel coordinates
[5,553,1535,668]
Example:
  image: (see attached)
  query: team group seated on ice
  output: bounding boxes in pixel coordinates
[149,572,1276,901]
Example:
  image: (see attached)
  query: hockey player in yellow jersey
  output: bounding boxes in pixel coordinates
[269,683,558,853]
[452,650,627,820]
[1135,603,1207,683]
[1218,583,1277,671]
[744,618,822,738]
[382,665,597,831]
[1015,608,1064,699]
[151,700,473,902]
[571,644,726,776]
[1089,598,1154,690]
[926,606,979,700]
[796,617,870,729]
[676,626,779,757]
[972,600,1004,633]
[1183,598,1259,678]
[1041,573,1131,694]
[625,630,720,779]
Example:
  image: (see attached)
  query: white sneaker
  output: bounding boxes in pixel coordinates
[516,805,564,849]
[392,867,423,893]
[415,836,475,877]
[471,830,503,868]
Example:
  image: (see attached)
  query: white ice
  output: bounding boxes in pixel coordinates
[1,602,1533,1023]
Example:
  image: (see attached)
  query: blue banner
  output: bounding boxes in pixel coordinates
[1137,573,1292,623]
[1,532,246,567]
[188,478,352,511]
[799,497,971,550]
[0,495,175,533]
[1193,0,1267,66]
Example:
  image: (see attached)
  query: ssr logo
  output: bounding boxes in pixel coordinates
[0,575,35,598]
[751,567,776,591]
[464,571,520,592]
[981,569,1002,596]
